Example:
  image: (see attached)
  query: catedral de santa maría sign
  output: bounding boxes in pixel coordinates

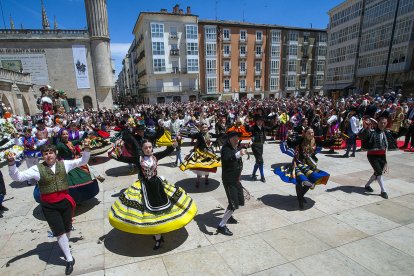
[0,48,49,85]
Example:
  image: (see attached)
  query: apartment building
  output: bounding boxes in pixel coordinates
[326,0,414,97]
[198,20,327,100]
[356,0,414,95]
[131,5,200,104]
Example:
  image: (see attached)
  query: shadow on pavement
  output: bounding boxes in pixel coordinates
[258,193,315,211]
[326,185,371,195]
[4,242,59,268]
[105,166,133,177]
[88,156,111,165]
[270,163,290,169]
[101,227,188,257]
[175,178,220,193]
[193,207,225,235]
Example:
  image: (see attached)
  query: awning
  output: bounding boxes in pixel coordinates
[323,83,354,90]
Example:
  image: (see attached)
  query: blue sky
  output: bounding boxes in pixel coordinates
[0,0,344,74]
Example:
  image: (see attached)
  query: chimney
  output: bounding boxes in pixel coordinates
[160,8,167,13]
[179,9,183,15]
[173,4,179,14]
[186,6,191,14]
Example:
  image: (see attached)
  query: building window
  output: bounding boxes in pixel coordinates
[318,33,327,43]
[317,46,327,56]
[270,60,279,74]
[271,45,280,57]
[186,42,198,55]
[186,25,198,39]
[315,75,324,86]
[152,42,165,55]
[317,60,325,72]
[224,61,230,72]
[187,59,199,72]
[301,62,307,73]
[205,43,217,56]
[170,26,177,37]
[289,31,298,41]
[151,23,164,38]
[207,77,217,93]
[303,33,309,43]
[224,79,230,90]
[256,31,262,41]
[286,75,295,88]
[270,77,279,91]
[205,26,217,40]
[240,30,247,40]
[300,77,306,88]
[288,60,296,72]
[288,45,297,56]
[206,59,217,74]
[271,30,281,43]
[223,45,230,55]
[240,45,246,55]
[240,79,246,89]
[240,62,246,73]
[255,61,261,72]
[255,79,261,89]
[256,46,262,55]
[153,59,165,72]
[223,29,230,40]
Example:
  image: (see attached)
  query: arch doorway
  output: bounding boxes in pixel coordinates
[83,96,93,110]
[22,95,30,115]
[1,94,13,113]
[189,95,197,102]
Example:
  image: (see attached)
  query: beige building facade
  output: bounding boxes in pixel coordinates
[0,0,114,114]
[198,20,327,100]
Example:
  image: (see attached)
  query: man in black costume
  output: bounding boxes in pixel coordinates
[359,112,397,199]
[217,131,247,236]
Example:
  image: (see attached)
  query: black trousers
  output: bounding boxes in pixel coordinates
[0,170,6,196]
[223,181,244,211]
[296,185,310,201]
[41,199,73,236]
[367,154,387,176]
[404,124,414,147]
[251,143,264,165]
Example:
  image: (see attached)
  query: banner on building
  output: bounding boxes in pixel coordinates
[0,52,50,85]
[72,45,90,89]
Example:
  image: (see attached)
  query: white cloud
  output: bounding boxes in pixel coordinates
[110,43,130,58]
[110,42,131,75]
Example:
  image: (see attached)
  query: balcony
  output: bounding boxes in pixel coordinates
[239,70,246,76]
[169,33,178,39]
[255,70,262,76]
[224,86,231,92]
[255,86,262,91]
[170,49,179,56]
[223,52,231,58]
[0,68,32,85]
[239,37,247,43]
[223,69,231,76]
[302,54,309,59]
[137,50,145,63]
[239,87,247,92]
[138,70,147,78]
[255,53,262,59]
[255,39,263,44]
[239,53,246,58]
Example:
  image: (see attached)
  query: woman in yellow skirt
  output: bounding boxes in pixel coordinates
[109,140,197,250]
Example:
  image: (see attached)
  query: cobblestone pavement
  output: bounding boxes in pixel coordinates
[1,138,414,275]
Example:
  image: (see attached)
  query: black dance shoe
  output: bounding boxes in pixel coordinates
[251,174,258,181]
[260,177,266,183]
[217,225,233,236]
[380,192,388,199]
[227,216,238,224]
[153,236,164,250]
[297,198,304,210]
[365,185,374,192]
[65,257,75,275]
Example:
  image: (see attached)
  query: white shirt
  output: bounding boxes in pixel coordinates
[349,116,360,134]
[9,151,91,182]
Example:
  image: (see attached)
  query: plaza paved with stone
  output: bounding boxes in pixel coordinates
[1,138,414,275]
